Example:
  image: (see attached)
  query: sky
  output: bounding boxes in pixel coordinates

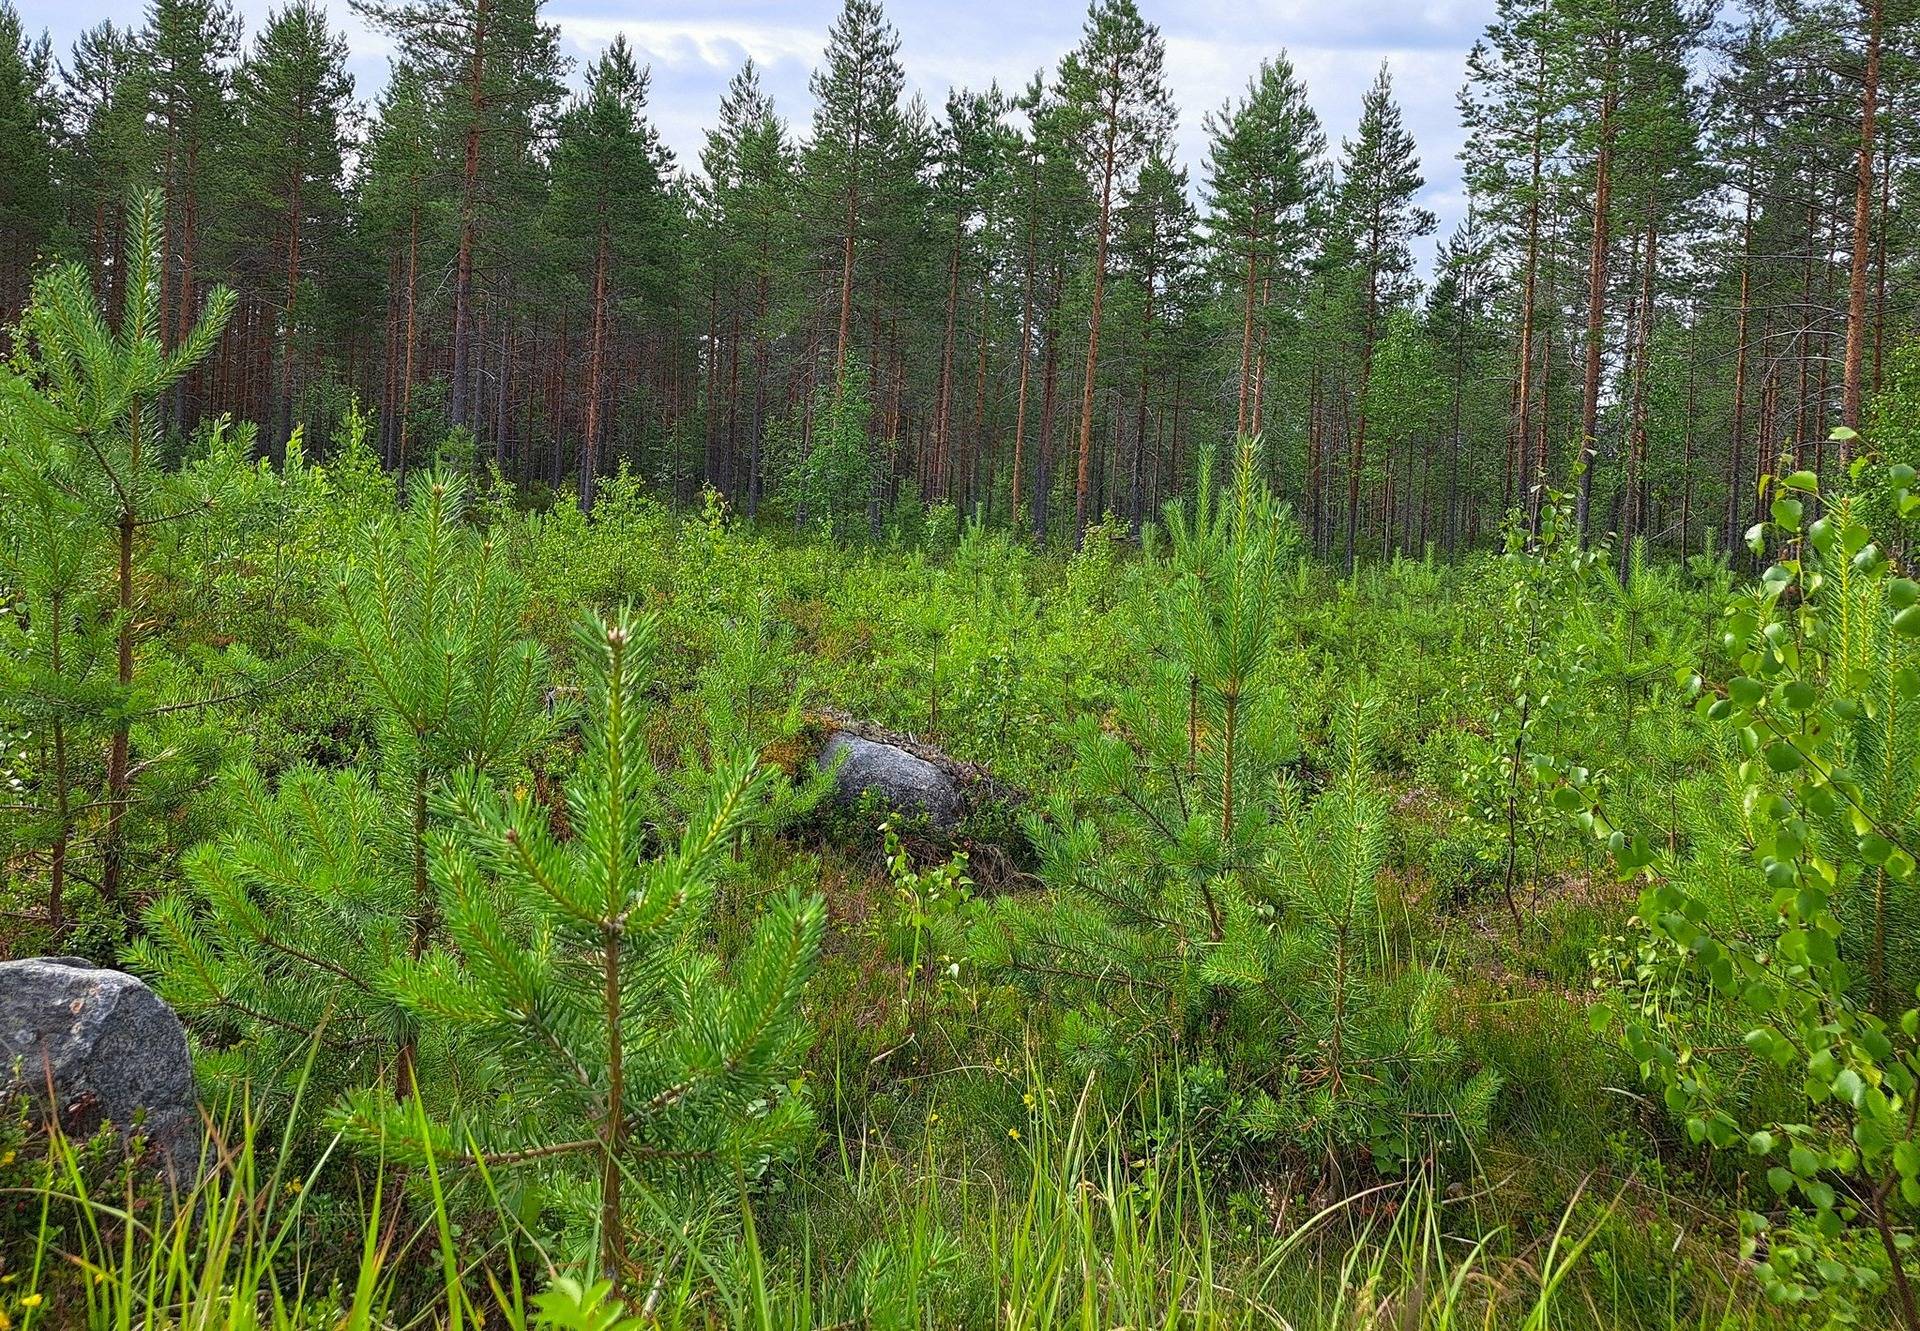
[18,0,1498,263]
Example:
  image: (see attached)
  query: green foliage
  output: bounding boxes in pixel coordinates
[0,186,236,941]
[3,0,1912,1318]
[133,468,547,1113]
[987,443,1497,1171]
[1267,690,1502,1169]
[1428,488,1594,922]
[1573,445,1920,1327]
[791,363,874,542]
[342,607,824,1272]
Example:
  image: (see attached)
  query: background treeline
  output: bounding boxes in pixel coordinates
[0,0,1913,559]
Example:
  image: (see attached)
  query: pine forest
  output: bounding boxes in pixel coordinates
[1,0,1920,1325]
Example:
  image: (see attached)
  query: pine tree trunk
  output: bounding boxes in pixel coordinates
[1516,101,1543,527]
[1873,118,1891,393]
[1074,116,1119,544]
[495,304,511,470]
[451,0,489,431]
[1620,205,1658,577]
[1841,0,1882,446]
[399,204,420,480]
[1251,271,1271,438]
[600,919,626,1279]
[279,171,303,458]
[1346,233,1382,576]
[1726,183,1753,554]
[1235,243,1258,437]
[834,113,864,380]
[174,138,200,427]
[933,221,962,500]
[1680,329,1697,557]
[576,228,606,514]
[1011,189,1038,527]
[101,395,141,908]
[1449,291,1467,553]
[1035,301,1059,544]
[1307,362,1322,547]
[749,269,769,516]
[1575,79,1616,543]
[1130,251,1155,539]
[1793,185,1817,474]
[47,599,70,938]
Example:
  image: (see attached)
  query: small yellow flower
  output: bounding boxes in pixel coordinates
[21,1293,42,1309]
[927,1112,939,1124]
[0,1151,14,1166]
[1008,1127,1021,1141]
[1022,1092,1036,1109]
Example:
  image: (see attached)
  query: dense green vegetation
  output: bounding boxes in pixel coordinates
[8,193,1920,1328]
[4,0,1920,1324]
[0,0,1912,554]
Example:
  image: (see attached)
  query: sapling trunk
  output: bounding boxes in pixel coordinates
[48,596,70,937]
[1186,674,1199,776]
[398,763,429,1100]
[601,921,626,1278]
[1220,689,1238,842]
[101,401,140,908]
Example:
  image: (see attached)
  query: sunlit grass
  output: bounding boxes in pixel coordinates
[5,1055,1761,1330]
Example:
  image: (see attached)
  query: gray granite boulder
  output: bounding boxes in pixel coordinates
[818,732,965,830]
[0,957,200,1181]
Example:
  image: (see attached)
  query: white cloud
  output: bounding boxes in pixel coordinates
[551,14,823,73]
[19,0,1493,268]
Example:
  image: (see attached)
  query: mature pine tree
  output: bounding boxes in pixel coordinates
[1461,0,1568,520]
[1057,0,1173,542]
[1557,0,1632,540]
[1204,52,1325,441]
[352,0,565,433]
[1427,204,1505,549]
[804,0,906,383]
[61,23,146,312]
[138,0,239,422]
[929,84,1010,504]
[6,0,1912,557]
[358,62,434,472]
[1607,0,1707,561]
[234,1,354,456]
[1116,150,1196,535]
[1005,72,1092,538]
[551,36,669,511]
[701,61,795,516]
[1842,0,1886,439]
[1333,63,1434,572]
